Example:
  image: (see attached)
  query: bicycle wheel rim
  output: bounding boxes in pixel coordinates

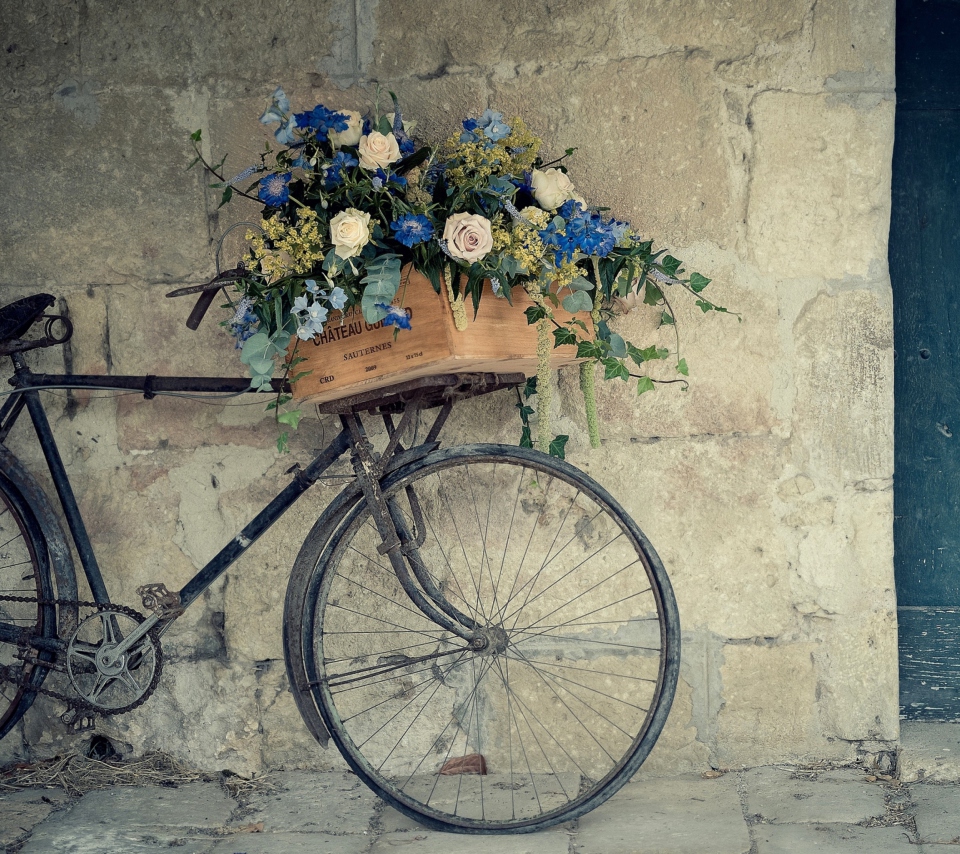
[303,445,679,833]
[0,475,52,736]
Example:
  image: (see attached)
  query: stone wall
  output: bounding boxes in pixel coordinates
[0,0,897,774]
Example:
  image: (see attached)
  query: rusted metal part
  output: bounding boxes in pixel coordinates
[314,372,526,414]
[137,583,184,619]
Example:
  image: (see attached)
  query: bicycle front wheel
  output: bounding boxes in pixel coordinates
[297,445,679,833]
[0,471,55,739]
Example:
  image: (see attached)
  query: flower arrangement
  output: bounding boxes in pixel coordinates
[191,88,729,453]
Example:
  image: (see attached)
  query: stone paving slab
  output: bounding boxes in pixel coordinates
[752,823,921,853]
[18,825,217,854]
[575,773,750,854]
[900,721,960,783]
[239,770,377,835]
[742,766,886,824]
[912,782,960,843]
[369,828,570,853]
[208,830,372,853]
[0,788,68,849]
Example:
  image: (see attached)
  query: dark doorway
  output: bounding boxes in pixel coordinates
[893,0,960,719]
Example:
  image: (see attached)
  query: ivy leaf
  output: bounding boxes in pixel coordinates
[637,376,655,395]
[218,186,233,208]
[577,340,604,359]
[522,376,538,398]
[553,327,578,347]
[661,311,675,325]
[626,343,646,368]
[191,129,203,142]
[638,344,669,361]
[695,299,713,313]
[689,272,711,292]
[643,283,663,306]
[562,290,594,313]
[525,305,547,324]
[277,409,303,429]
[677,358,689,376]
[548,434,569,459]
[519,425,533,448]
[661,255,682,277]
[602,357,630,381]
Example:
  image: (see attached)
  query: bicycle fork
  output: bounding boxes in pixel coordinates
[341,411,488,653]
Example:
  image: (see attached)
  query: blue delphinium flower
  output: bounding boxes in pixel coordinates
[258,172,292,206]
[293,294,330,340]
[461,110,511,144]
[259,87,290,125]
[294,104,349,143]
[376,304,412,330]
[390,213,434,247]
[275,116,298,145]
[323,150,358,189]
[229,298,259,348]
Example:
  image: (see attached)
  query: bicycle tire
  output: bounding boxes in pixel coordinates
[292,444,680,833]
[0,469,56,739]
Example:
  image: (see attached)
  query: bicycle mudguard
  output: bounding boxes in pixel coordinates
[0,445,80,636]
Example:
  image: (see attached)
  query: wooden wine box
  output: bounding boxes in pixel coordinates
[291,267,588,405]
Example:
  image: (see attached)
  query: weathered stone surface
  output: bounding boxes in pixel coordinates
[715,643,834,766]
[912,782,960,843]
[577,773,750,854]
[1,94,211,288]
[748,93,894,280]
[0,1,79,95]
[743,766,886,824]
[752,823,920,854]
[792,288,894,484]
[900,722,960,783]
[0,788,65,849]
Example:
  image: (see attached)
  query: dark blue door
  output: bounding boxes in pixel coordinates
[893,0,960,719]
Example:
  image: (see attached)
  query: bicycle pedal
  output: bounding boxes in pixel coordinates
[60,707,97,733]
[137,583,184,618]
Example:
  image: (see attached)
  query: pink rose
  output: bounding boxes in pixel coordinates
[442,213,494,263]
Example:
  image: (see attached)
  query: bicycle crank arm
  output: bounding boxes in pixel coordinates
[95,612,162,666]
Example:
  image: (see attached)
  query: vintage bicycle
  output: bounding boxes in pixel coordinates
[0,290,680,834]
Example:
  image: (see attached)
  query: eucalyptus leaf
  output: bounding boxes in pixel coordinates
[562,290,594,313]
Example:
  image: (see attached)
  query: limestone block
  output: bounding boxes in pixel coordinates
[77,0,337,89]
[747,92,894,280]
[489,54,732,249]
[792,289,893,484]
[0,1,78,94]
[639,675,712,774]
[811,0,896,86]
[573,436,795,640]
[1,91,211,288]
[815,610,899,742]
[579,257,777,440]
[715,642,838,766]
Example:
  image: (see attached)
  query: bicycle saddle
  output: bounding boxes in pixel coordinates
[0,293,55,343]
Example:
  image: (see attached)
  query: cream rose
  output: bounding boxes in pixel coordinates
[329,110,362,148]
[442,213,494,263]
[329,208,371,259]
[531,167,576,210]
[358,131,401,170]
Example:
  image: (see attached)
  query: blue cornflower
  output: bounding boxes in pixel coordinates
[376,304,412,330]
[258,172,292,206]
[294,104,349,143]
[390,213,434,247]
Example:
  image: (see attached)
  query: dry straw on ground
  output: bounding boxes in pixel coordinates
[0,751,275,800]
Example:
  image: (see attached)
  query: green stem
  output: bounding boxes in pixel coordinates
[536,316,552,454]
[581,258,604,449]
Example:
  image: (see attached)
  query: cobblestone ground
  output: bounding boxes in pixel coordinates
[2,763,958,854]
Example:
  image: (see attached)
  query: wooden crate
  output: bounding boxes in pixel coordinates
[291,267,589,405]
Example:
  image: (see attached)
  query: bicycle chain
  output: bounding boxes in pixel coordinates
[0,595,164,722]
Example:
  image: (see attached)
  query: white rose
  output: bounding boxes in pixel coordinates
[358,131,401,170]
[531,167,576,210]
[442,213,494,263]
[329,208,371,259]
[329,110,363,148]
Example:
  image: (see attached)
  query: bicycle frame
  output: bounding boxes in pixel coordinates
[0,356,485,653]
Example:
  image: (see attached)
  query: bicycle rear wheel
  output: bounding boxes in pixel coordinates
[0,472,55,738]
[295,444,679,833]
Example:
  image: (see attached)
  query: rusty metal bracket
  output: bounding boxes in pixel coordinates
[137,583,184,619]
